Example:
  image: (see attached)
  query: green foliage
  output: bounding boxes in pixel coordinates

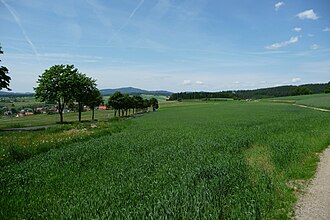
[149,97,159,111]
[0,45,11,91]
[290,86,312,96]
[72,72,98,122]
[0,119,128,166]
[169,83,328,100]
[34,64,79,123]
[325,81,330,93]
[1,101,329,219]
[107,92,155,117]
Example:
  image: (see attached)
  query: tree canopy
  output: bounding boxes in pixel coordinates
[34,64,102,123]
[325,82,330,93]
[0,45,11,91]
[107,92,157,117]
[34,65,79,123]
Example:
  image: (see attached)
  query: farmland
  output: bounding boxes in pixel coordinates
[1,99,330,219]
[270,93,330,110]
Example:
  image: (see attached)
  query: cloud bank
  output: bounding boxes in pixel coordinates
[266,36,299,50]
[296,9,318,20]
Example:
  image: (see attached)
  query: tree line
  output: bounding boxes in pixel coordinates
[107,92,159,117]
[169,83,330,100]
[34,65,103,123]
[34,64,159,123]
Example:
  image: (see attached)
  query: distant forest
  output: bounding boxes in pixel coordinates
[169,83,329,100]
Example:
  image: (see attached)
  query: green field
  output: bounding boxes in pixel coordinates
[0,110,114,129]
[270,93,330,110]
[1,100,330,219]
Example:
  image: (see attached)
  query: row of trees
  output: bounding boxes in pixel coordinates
[107,92,159,117]
[34,64,159,123]
[34,65,103,123]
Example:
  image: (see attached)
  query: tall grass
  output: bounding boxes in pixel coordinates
[1,101,329,219]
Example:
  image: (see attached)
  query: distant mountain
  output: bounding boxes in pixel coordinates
[0,87,173,97]
[0,91,34,97]
[100,87,173,96]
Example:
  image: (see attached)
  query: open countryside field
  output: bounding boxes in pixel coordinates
[0,110,114,129]
[270,93,330,110]
[1,99,330,219]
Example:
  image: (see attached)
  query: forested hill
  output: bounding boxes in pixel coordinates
[0,91,34,97]
[169,83,329,100]
[0,87,172,97]
[100,87,172,96]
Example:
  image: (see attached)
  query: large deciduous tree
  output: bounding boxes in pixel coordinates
[149,98,159,111]
[72,73,97,122]
[0,45,11,91]
[34,64,78,123]
[107,91,124,117]
[84,88,103,121]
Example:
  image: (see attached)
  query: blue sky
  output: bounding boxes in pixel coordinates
[0,0,329,92]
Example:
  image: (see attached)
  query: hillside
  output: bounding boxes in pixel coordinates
[0,91,34,97]
[100,87,172,96]
[169,83,328,100]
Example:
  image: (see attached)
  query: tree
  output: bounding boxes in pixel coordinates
[107,91,124,117]
[84,88,103,121]
[72,73,97,122]
[133,95,144,113]
[325,82,330,93]
[34,65,78,123]
[0,45,11,91]
[149,98,159,111]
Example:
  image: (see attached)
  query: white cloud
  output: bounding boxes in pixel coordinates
[182,79,191,85]
[233,81,240,84]
[266,36,299,50]
[323,27,330,32]
[275,2,284,11]
[195,80,204,85]
[291,78,301,83]
[296,9,319,20]
[293,27,302,32]
[307,34,314,37]
[310,44,320,50]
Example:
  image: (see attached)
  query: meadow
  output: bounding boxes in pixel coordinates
[1,99,330,219]
[270,93,330,110]
[0,109,114,129]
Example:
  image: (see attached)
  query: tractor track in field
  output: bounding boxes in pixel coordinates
[0,125,53,132]
[295,146,330,220]
[293,104,330,112]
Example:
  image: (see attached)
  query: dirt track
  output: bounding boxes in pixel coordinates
[295,147,330,219]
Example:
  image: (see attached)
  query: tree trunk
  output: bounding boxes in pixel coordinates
[92,108,95,121]
[114,109,117,117]
[78,102,82,122]
[58,99,63,123]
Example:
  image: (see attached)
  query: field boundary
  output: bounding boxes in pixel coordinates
[293,104,330,112]
[0,125,53,132]
[295,146,330,219]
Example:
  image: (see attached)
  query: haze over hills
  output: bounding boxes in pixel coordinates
[99,87,173,96]
[0,87,173,97]
[0,83,328,98]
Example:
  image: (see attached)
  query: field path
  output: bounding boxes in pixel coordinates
[295,147,330,220]
[293,104,330,112]
[0,125,52,132]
